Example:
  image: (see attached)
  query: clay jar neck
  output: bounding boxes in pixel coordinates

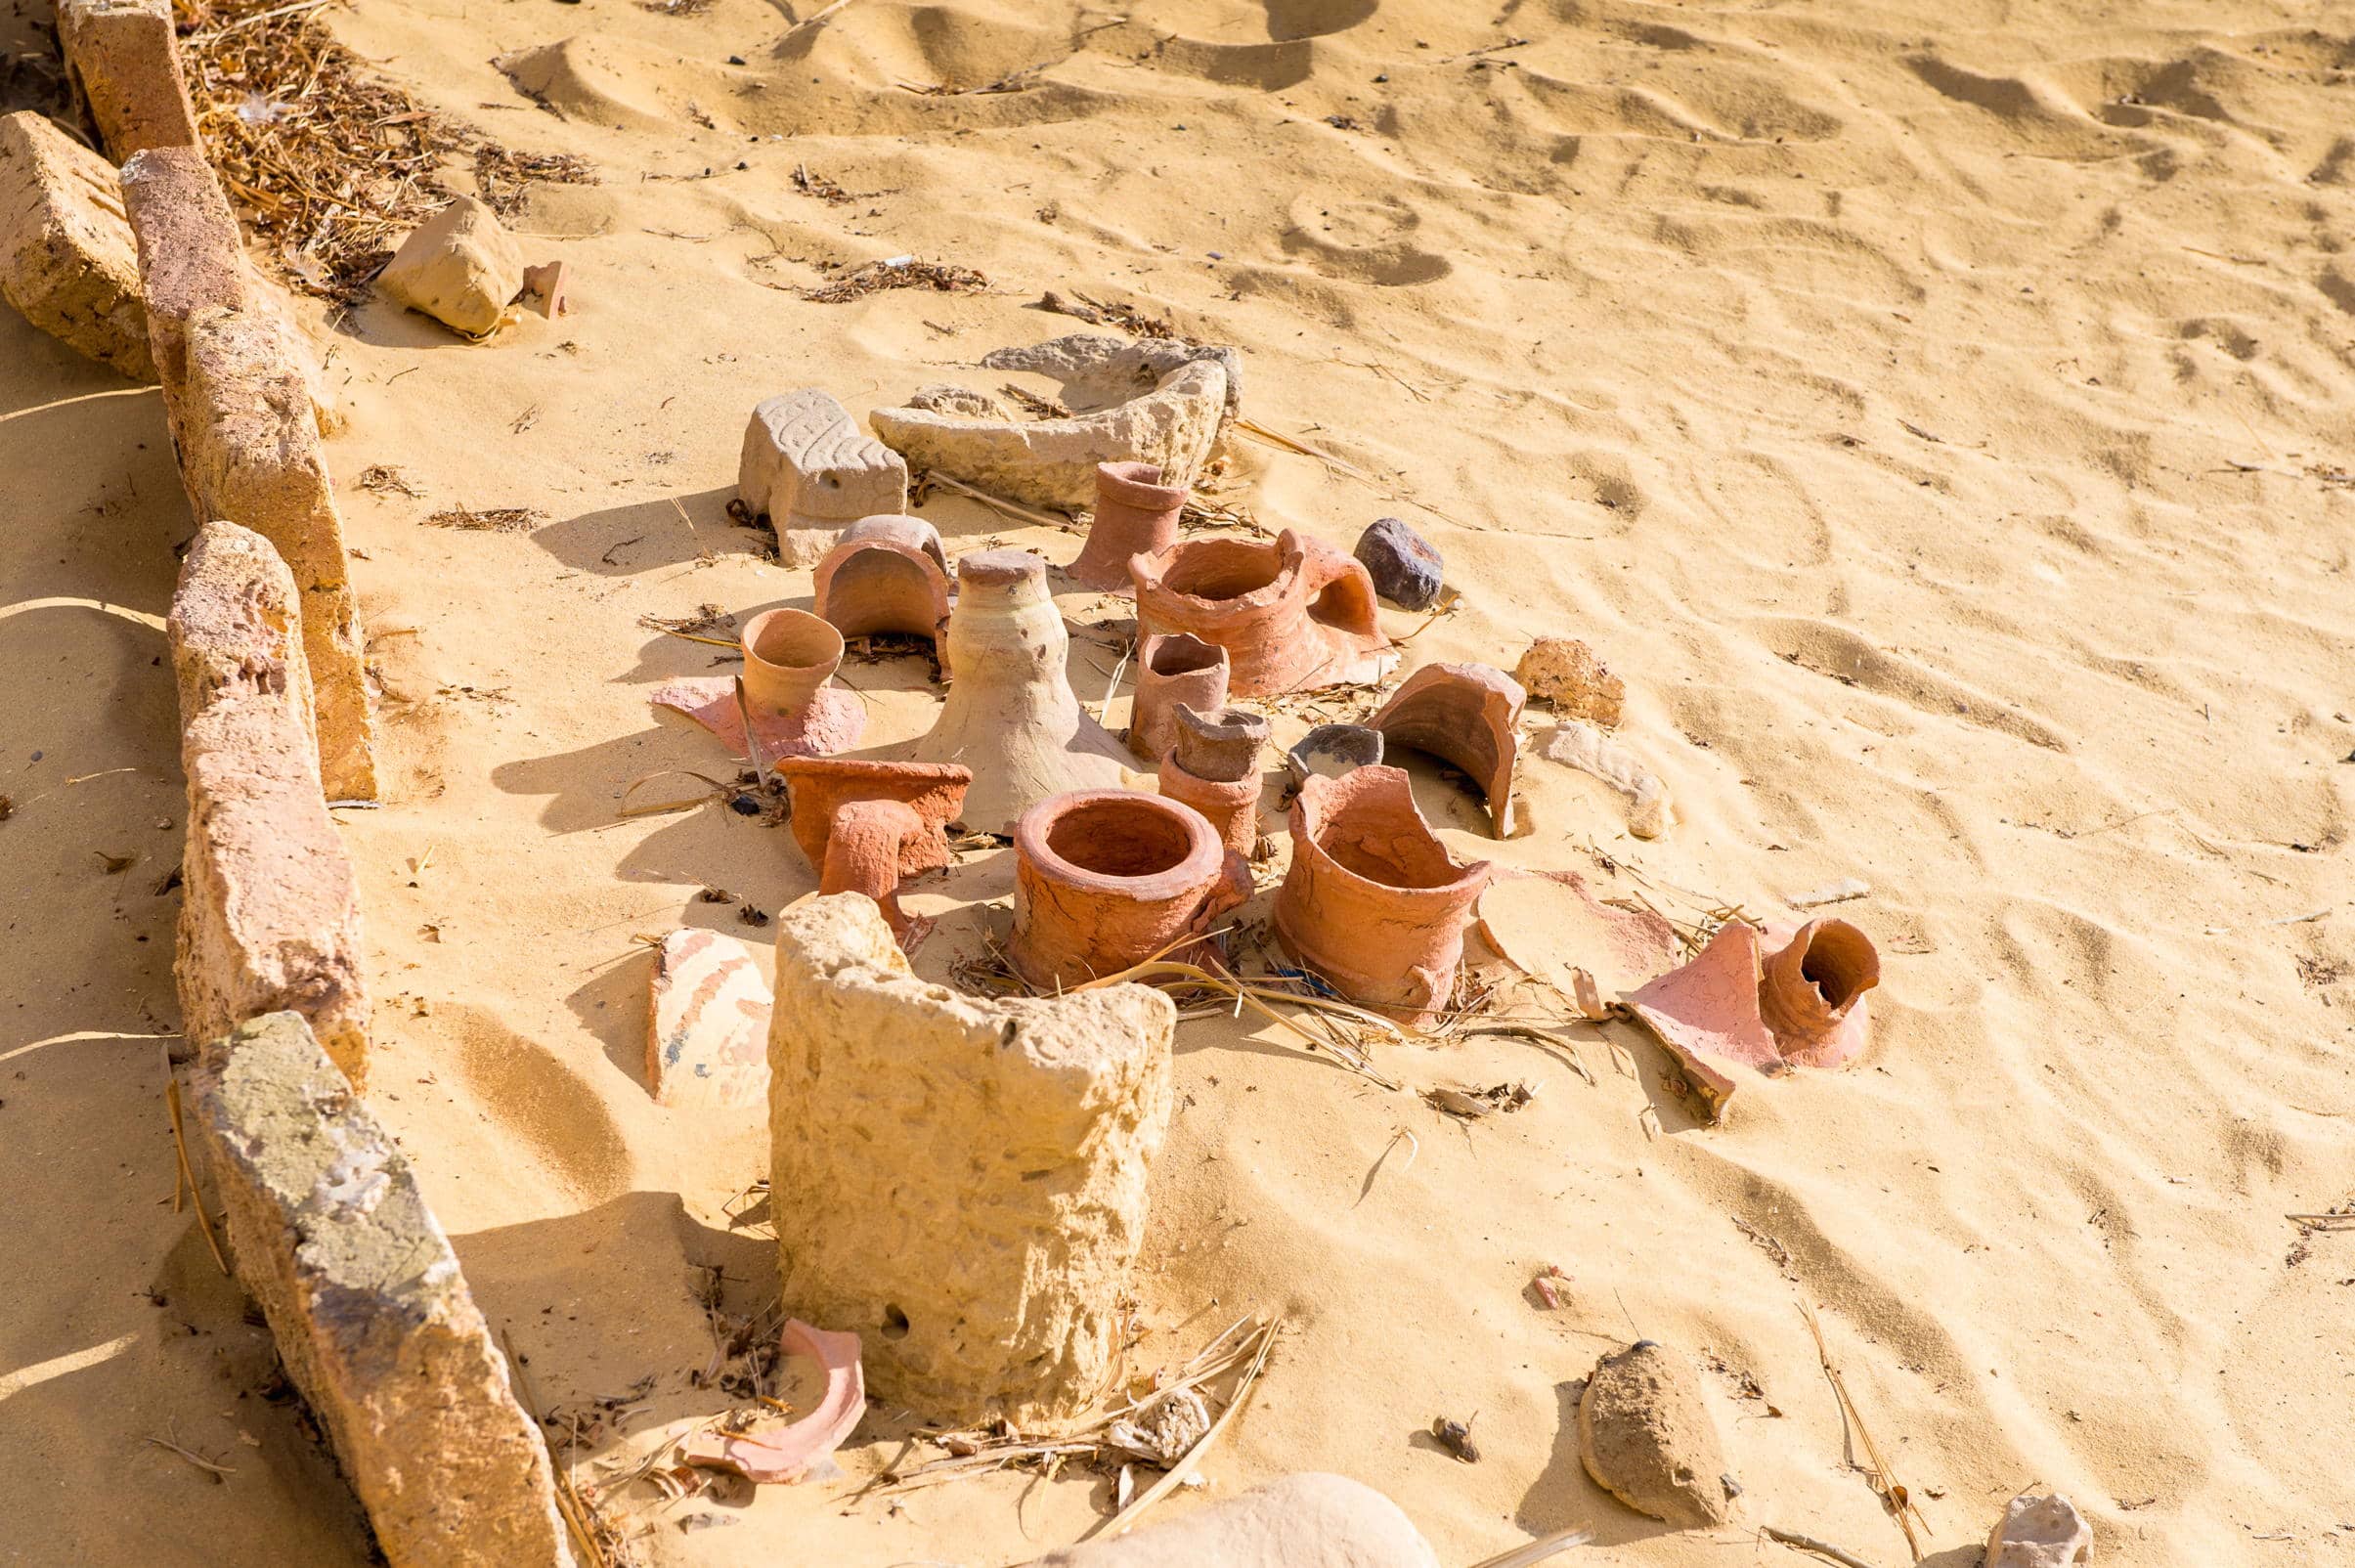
[741,609,845,716]
[1169,705,1267,785]
[1134,531,1374,692]
[945,550,1064,681]
[1129,633,1230,761]
[1023,793,1222,900]
[1074,461,1186,585]
[1757,919,1881,1045]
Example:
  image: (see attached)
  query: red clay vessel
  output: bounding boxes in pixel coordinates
[1157,704,1269,855]
[1624,918,1880,1117]
[1069,461,1187,593]
[650,606,864,759]
[1130,529,1397,697]
[1010,789,1249,990]
[778,758,971,948]
[1127,632,1229,763]
[1368,661,1525,838]
[812,514,953,664]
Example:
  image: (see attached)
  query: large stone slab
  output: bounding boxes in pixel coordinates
[116,145,241,403]
[738,388,909,567]
[56,0,198,160]
[169,520,368,1084]
[1034,1474,1441,1567]
[766,893,1174,1426]
[0,109,153,378]
[187,1012,575,1568]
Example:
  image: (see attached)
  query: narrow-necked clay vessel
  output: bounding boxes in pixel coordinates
[1623,918,1879,1118]
[1069,461,1187,592]
[1274,765,1491,1024]
[1287,722,1383,785]
[1158,704,1269,854]
[1011,789,1249,989]
[812,514,953,664]
[1130,529,1398,697]
[1368,662,1526,838]
[650,606,865,759]
[1127,632,1229,762]
[906,550,1131,834]
[778,758,972,949]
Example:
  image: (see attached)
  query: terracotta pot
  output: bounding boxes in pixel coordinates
[1273,765,1491,1024]
[1130,529,1398,697]
[1011,790,1249,990]
[1157,705,1268,854]
[1126,632,1229,762]
[779,758,972,948]
[649,606,864,759]
[907,550,1129,834]
[1069,461,1187,592]
[812,514,953,663]
[1368,661,1526,838]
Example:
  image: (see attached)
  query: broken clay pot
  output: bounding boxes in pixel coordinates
[907,550,1131,835]
[1624,917,1880,1116]
[778,758,971,949]
[1011,790,1249,990]
[1158,704,1269,855]
[1273,765,1491,1024]
[682,1320,863,1484]
[1368,662,1525,838]
[1131,530,1397,697]
[650,607,866,761]
[1287,722,1383,786]
[1070,461,1187,593]
[1126,632,1229,763]
[646,927,771,1111]
[812,513,953,663]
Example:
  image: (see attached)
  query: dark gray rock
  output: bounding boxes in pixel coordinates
[1354,516,1442,609]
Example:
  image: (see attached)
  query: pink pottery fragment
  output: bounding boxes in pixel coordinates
[1011,789,1250,989]
[681,1320,865,1483]
[646,928,772,1110]
[1131,529,1397,697]
[1069,460,1187,592]
[777,758,971,950]
[1368,661,1525,838]
[651,607,865,760]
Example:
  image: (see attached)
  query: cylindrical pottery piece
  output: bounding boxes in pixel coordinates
[1158,705,1268,855]
[778,758,973,949]
[1274,765,1491,1024]
[1368,661,1526,838]
[1130,529,1397,696]
[742,608,845,716]
[652,607,865,759]
[1126,632,1229,762]
[1757,918,1879,1067]
[812,514,954,660]
[1011,790,1246,989]
[1069,461,1187,592]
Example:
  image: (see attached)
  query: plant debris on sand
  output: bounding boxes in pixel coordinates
[802,257,987,304]
[424,505,544,532]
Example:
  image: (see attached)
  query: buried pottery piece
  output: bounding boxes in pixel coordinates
[1273,765,1491,1024]
[906,549,1131,834]
[740,388,909,565]
[1034,1473,1441,1568]
[1287,722,1383,786]
[646,927,771,1111]
[1131,530,1397,697]
[766,893,1174,1425]
[1986,1494,2093,1567]
[777,757,970,948]
[812,513,952,660]
[375,195,525,339]
[1158,704,1269,854]
[650,607,865,760]
[1369,661,1524,838]
[1577,1340,1737,1529]
[681,1320,863,1484]
[1070,460,1187,592]
[1540,719,1669,838]
[1353,515,1443,610]
[1623,918,1880,1117]
[1516,635,1625,727]
[1127,632,1229,762]
[1011,789,1249,989]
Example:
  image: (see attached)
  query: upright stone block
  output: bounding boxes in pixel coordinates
[55,0,199,160]
[738,388,908,565]
[169,521,367,1084]
[187,1013,575,1568]
[0,109,154,378]
[766,893,1174,1425]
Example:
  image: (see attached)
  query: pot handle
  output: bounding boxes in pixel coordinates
[1298,541,1382,640]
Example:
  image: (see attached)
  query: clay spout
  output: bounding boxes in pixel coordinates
[1756,918,1879,1065]
[1070,461,1187,592]
[1158,705,1270,854]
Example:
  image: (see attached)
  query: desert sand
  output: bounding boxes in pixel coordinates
[5,0,2355,1564]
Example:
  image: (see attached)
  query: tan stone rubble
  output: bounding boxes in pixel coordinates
[55,0,198,160]
[0,109,154,378]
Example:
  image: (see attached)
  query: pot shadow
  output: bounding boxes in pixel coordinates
[329,295,503,352]
[1514,1377,1685,1549]
[1921,1548,1984,1567]
[531,487,767,578]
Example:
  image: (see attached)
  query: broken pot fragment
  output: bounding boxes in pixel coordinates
[1070,460,1187,592]
[1127,632,1228,763]
[650,607,866,761]
[646,928,772,1111]
[1158,704,1269,854]
[1132,530,1396,697]
[812,513,952,660]
[1623,918,1880,1116]
[682,1320,864,1484]
[1287,722,1383,786]
[777,757,971,949]
[1011,789,1249,990]
[1369,661,1524,838]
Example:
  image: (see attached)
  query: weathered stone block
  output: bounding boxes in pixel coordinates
[169,521,369,1084]
[376,195,524,338]
[56,0,198,160]
[1987,1493,2093,1566]
[187,1012,575,1568]
[1034,1474,1440,1567]
[1577,1340,1736,1528]
[0,109,153,378]
[767,893,1174,1426]
[739,388,908,565]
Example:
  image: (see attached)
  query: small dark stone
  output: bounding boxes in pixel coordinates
[728,793,763,815]
[1354,515,1442,609]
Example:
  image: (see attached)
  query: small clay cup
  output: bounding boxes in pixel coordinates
[1157,705,1268,854]
[741,608,847,717]
[1069,461,1187,593]
[1127,632,1230,762]
[1011,789,1248,989]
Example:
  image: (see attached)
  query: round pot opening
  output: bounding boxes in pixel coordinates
[1321,814,1462,891]
[1046,799,1198,880]
[1161,541,1282,601]
[746,609,843,672]
[1146,636,1224,677]
[1798,923,1878,1009]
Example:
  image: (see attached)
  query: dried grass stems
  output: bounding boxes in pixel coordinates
[801,257,988,304]
[1801,1303,1928,1561]
[423,504,544,532]
[1034,289,1178,340]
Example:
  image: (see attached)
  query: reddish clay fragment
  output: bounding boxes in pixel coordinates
[682,1320,864,1483]
[1070,460,1187,592]
[1131,529,1397,697]
[521,259,568,318]
[1011,790,1249,990]
[646,928,771,1111]
[812,514,953,661]
[1157,704,1268,855]
[1127,632,1228,763]
[651,607,865,760]
[777,758,971,949]
[1369,662,1526,839]
[1624,918,1879,1117]
[1273,765,1491,1024]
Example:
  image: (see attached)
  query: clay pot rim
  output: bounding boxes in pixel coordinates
[1098,460,1186,508]
[1140,631,1228,678]
[742,607,845,675]
[1292,766,1490,899]
[1129,529,1312,615]
[1016,788,1224,899]
[777,757,973,788]
[957,548,1050,593]
[1159,747,1260,799]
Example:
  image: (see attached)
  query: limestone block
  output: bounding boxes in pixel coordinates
[187,1013,574,1568]
[1540,719,1668,839]
[1987,1494,2093,1566]
[56,0,198,160]
[179,304,377,800]
[1516,635,1624,728]
[0,110,153,378]
[1034,1474,1440,1568]
[766,893,1175,1425]
[738,389,909,566]
[169,521,368,1085]
[1577,1340,1736,1528]
[376,195,525,338]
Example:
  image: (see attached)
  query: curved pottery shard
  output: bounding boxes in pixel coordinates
[681,1320,864,1483]
[777,758,971,950]
[1011,789,1250,990]
[871,358,1228,509]
[1070,461,1187,593]
[812,513,953,658]
[650,607,865,761]
[1127,632,1228,763]
[1131,529,1397,697]
[1540,719,1669,838]
[646,928,771,1111]
[1273,765,1491,1025]
[1624,918,1879,1118]
[1369,661,1525,838]
[904,550,1131,834]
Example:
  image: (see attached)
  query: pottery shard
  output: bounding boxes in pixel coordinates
[186,1013,575,1568]
[1354,515,1442,610]
[740,388,910,564]
[1516,635,1625,728]
[1986,1494,2093,1567]
[376,195,525,338]
[1369,661,1524,838]
[0,110,154,378]
[647,928,772,1111]
[1577,1341,1735,1529]
[1033,1473,1441,1568]
[55,0,198,159]
[175,305,377,801]
[767,893,1175,1426]
[169,522,369,1086]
